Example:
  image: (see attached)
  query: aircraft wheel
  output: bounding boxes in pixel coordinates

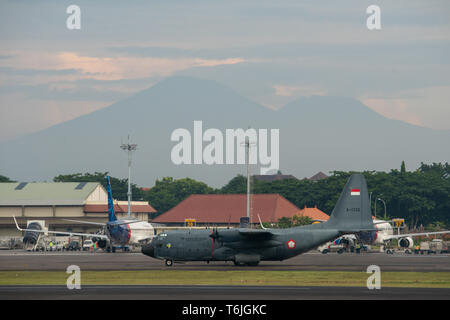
[165,259,173,267]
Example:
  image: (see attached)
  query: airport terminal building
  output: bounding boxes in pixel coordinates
[0,182,156,236]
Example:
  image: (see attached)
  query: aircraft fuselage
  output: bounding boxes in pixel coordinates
[143,225,340,264]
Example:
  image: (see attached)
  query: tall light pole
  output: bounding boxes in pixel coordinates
[374,194,383,220]
[241,134,256,228]
[120,135,137,219]
[378,198,387,220]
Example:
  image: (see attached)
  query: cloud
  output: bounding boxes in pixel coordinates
[0,51,245,82]
[0,67,81,76]
[361,85,450,130]
[361,98,424,127]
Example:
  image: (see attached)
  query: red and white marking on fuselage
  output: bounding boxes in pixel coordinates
[286,239,296,249]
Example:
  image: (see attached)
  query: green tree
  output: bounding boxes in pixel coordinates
[0,174,14,182]
[277,217,293,228]
[292,215,313,226]
[144,177,214,215]
[401,161,406,174]
[218,164,450,229]
[53,172,143,201]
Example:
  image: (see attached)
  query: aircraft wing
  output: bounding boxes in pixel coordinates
[63,218,144,227]
[62,219,106,226]
[13,216,108,239]
[382,230,450,241]
[238,229,274,240]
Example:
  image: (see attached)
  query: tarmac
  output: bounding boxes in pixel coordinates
[0,250,449,299]
[0,285,448,300]
[0,250,449,272]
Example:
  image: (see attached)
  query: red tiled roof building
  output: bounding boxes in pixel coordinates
[297,205,330,221]
[152,194,327,227]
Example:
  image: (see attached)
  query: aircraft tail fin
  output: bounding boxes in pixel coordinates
[326,173,374,232]
[106,176,117,222]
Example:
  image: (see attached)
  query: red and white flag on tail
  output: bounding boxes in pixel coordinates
[350,188,360,196]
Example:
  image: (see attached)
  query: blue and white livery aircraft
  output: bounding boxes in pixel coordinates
[14,176,154,251]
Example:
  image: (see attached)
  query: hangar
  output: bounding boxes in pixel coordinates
[152,194,329,227]
[0,182,156,236]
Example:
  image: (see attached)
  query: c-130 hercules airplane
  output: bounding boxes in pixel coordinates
[142,173,376,266]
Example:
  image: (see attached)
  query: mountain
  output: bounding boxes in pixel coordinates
[1,76,449,187]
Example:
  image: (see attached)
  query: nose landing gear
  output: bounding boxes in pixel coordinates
[165,259,173,267]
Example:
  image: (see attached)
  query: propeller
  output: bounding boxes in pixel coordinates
[209,228,220,244]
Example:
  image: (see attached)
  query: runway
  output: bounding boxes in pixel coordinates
[0,250,449,272]
[0,285,448,300]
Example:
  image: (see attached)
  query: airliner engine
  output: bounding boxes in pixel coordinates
[399,237,414,248]
[22,221,45,250]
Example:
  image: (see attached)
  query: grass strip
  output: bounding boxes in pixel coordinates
[0,270,449,288]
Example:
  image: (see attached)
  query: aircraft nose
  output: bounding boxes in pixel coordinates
[141,243,155,257]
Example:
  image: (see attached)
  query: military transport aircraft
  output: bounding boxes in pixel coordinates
[14,176,154,252]
[142,173,376,266]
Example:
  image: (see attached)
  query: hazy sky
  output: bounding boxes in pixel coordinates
[1,0,449,142]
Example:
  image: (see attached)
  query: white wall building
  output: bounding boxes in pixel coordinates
[0,182,156,236]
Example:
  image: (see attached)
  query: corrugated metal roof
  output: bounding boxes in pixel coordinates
[152,194,301,223]
[0,182,100,206]
[84,203,157,213]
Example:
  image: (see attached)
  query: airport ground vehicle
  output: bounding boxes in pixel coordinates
[47,241,64,251]
[415,239,450,254]
[67,241,81,251]
[83,240,93,251]
[318,242,346,254]
[0,237,23,250]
